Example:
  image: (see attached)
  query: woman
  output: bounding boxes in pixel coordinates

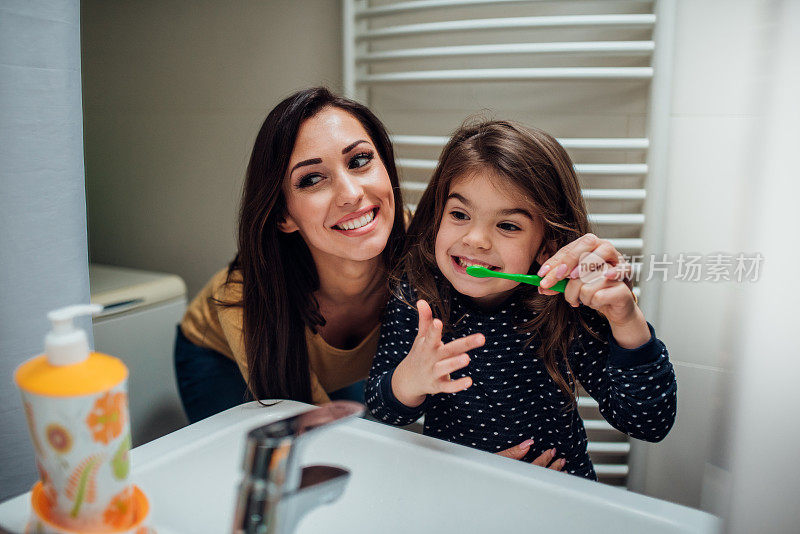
[175,87,406,422]
[174,88,638,473]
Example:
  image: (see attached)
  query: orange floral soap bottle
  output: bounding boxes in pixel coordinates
[15,304,135,531]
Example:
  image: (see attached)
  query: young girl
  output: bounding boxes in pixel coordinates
[366,120,676,480]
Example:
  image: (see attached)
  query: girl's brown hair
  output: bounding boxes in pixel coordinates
[397,119,593,405]
[224,87,406,404]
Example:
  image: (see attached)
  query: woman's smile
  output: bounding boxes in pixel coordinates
[332,206,379,234]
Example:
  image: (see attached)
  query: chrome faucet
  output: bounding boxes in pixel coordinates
[231,401,364,534]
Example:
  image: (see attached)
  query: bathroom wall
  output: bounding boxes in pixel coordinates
[723,5,800,528]
[627,0,765,510]
[0,0,91,501]
[81,0,343,298]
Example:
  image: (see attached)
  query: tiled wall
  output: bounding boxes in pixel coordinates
[628,0,765,510]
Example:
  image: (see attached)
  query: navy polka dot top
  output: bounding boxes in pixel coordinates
[366,281,677,480]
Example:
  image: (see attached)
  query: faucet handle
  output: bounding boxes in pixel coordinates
[241,401,364,489]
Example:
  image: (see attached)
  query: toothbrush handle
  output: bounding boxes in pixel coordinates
[505,273,568,293]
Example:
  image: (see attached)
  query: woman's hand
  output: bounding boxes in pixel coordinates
[496,440,566,471]
[391,299,485,408]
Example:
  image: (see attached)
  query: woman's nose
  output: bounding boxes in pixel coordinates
[335,172,364,206]
[462,226,491,250]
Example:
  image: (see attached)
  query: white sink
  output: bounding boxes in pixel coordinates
[0,401,720,533]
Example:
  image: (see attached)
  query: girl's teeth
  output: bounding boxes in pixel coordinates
[458,257,493,269]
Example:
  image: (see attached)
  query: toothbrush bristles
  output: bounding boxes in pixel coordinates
[466,266,490,278]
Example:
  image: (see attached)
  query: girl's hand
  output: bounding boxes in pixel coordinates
[563,263,650,347]
[391,299,485,408]
[537,233,624,296]
[539,234,650,348]
[496,440,566,471]
[563,262,638,325]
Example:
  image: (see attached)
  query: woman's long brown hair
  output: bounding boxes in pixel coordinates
[397,119,594,405]
[222,87,405,403]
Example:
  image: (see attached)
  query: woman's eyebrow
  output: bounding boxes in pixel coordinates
[342,139,369,153]
[290,158,322,176]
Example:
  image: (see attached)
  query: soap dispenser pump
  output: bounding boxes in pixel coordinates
[45,304,102,365]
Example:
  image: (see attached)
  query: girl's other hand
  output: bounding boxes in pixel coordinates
[496,440,566,471]
[391,299,485,408]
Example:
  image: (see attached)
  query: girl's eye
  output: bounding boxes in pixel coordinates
[450,210,469,221]
[498,222,521,232]
[297,173,323,189]
[349,152,374,169]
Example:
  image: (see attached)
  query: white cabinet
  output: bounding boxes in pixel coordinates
[89,264,189,446]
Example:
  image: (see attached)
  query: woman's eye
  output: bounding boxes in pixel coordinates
[450,210,469,221]
[349,152,374,169]
[297,173,323,188]
[498,222,521,231]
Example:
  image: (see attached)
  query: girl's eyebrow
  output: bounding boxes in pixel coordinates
[447,192,472,206]
[290,140,370,177]
[499,207,534,220]
[447,192,534,220]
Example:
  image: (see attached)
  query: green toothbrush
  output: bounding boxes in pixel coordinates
[466,265,568,293]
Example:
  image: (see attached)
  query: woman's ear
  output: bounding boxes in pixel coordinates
[278,214,299,233]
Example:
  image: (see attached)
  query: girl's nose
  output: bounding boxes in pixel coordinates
[335,172,364,207]
[462,225,492,250]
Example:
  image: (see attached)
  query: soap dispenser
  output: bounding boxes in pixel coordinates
[14,304,139,531]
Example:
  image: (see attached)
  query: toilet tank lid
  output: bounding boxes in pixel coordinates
[89,264,187,317]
